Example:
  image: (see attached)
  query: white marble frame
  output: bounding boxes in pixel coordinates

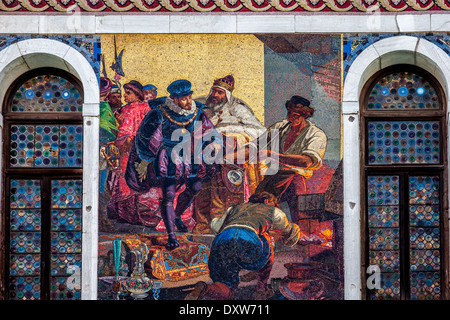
[0,15,449,301]
[342,35,450,300]
[0,38,100,300]
[0,13,450,34]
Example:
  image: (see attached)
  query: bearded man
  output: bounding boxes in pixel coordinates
[193,75,266,234]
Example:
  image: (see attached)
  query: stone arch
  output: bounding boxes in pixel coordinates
[342,35,450,300]
[0,38,100,300]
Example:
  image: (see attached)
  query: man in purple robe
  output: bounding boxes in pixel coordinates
[125,79,223,250]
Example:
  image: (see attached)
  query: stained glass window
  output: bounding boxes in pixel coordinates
[8,179,82,300]
[10,124,83,168]
[50,179,82,300]
[367,121,440,165]
[10,75,83,113]
[5,71,83,301]
[9,180,42,300]
[364,68,445,300]
[368,72,440,110]
[409,176,441,300]
[366,177,442,299]
[367,175,401,300]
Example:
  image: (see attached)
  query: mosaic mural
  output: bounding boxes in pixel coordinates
[4,32,450,301]
[97,34,343,300]
[0,0,449,12]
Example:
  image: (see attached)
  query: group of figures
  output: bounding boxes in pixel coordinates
[99,74,329,299]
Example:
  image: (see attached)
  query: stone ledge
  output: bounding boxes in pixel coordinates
[0,14,448,35]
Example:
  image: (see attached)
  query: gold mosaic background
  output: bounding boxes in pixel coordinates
[101,34,265,124]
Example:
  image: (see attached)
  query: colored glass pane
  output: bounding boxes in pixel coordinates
[368,206,399,228]
[51,180,82,209]
[10,124,83,168]
[10,75,82,113]
[376,273,401,300]
[59,125,83,167]
[8,277,41,300]
[50,179,82,300]
[367,121,440,165]
[368,72,440,110]
[367,175,399,206]
[9,179,82,300]
[409,176,441,300]
[367,175,401,300]
[9,180,41,300]
[409,176,440,205]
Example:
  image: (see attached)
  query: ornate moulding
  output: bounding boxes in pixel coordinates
[0,0,449,13]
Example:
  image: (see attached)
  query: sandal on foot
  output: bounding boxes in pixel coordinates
[165,238,179,251]
[185,281,207,300]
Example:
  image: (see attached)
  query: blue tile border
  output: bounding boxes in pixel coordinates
[343,33,450,82]
[0,35,101,82]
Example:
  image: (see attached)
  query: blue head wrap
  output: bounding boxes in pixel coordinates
[167,79,193,98]
[143,84,157,95]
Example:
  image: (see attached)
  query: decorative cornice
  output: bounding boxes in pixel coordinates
[1,0,450,13]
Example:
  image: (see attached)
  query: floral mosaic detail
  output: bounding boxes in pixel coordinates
[343,34,450,81]
[0,35,100,82]
[0,0,449,12]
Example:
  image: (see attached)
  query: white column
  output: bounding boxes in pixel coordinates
[342,103,362,300]
[81,104,100,300]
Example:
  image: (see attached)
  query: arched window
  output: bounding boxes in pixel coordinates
[3,68,83,300]
[361,65,448,300]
